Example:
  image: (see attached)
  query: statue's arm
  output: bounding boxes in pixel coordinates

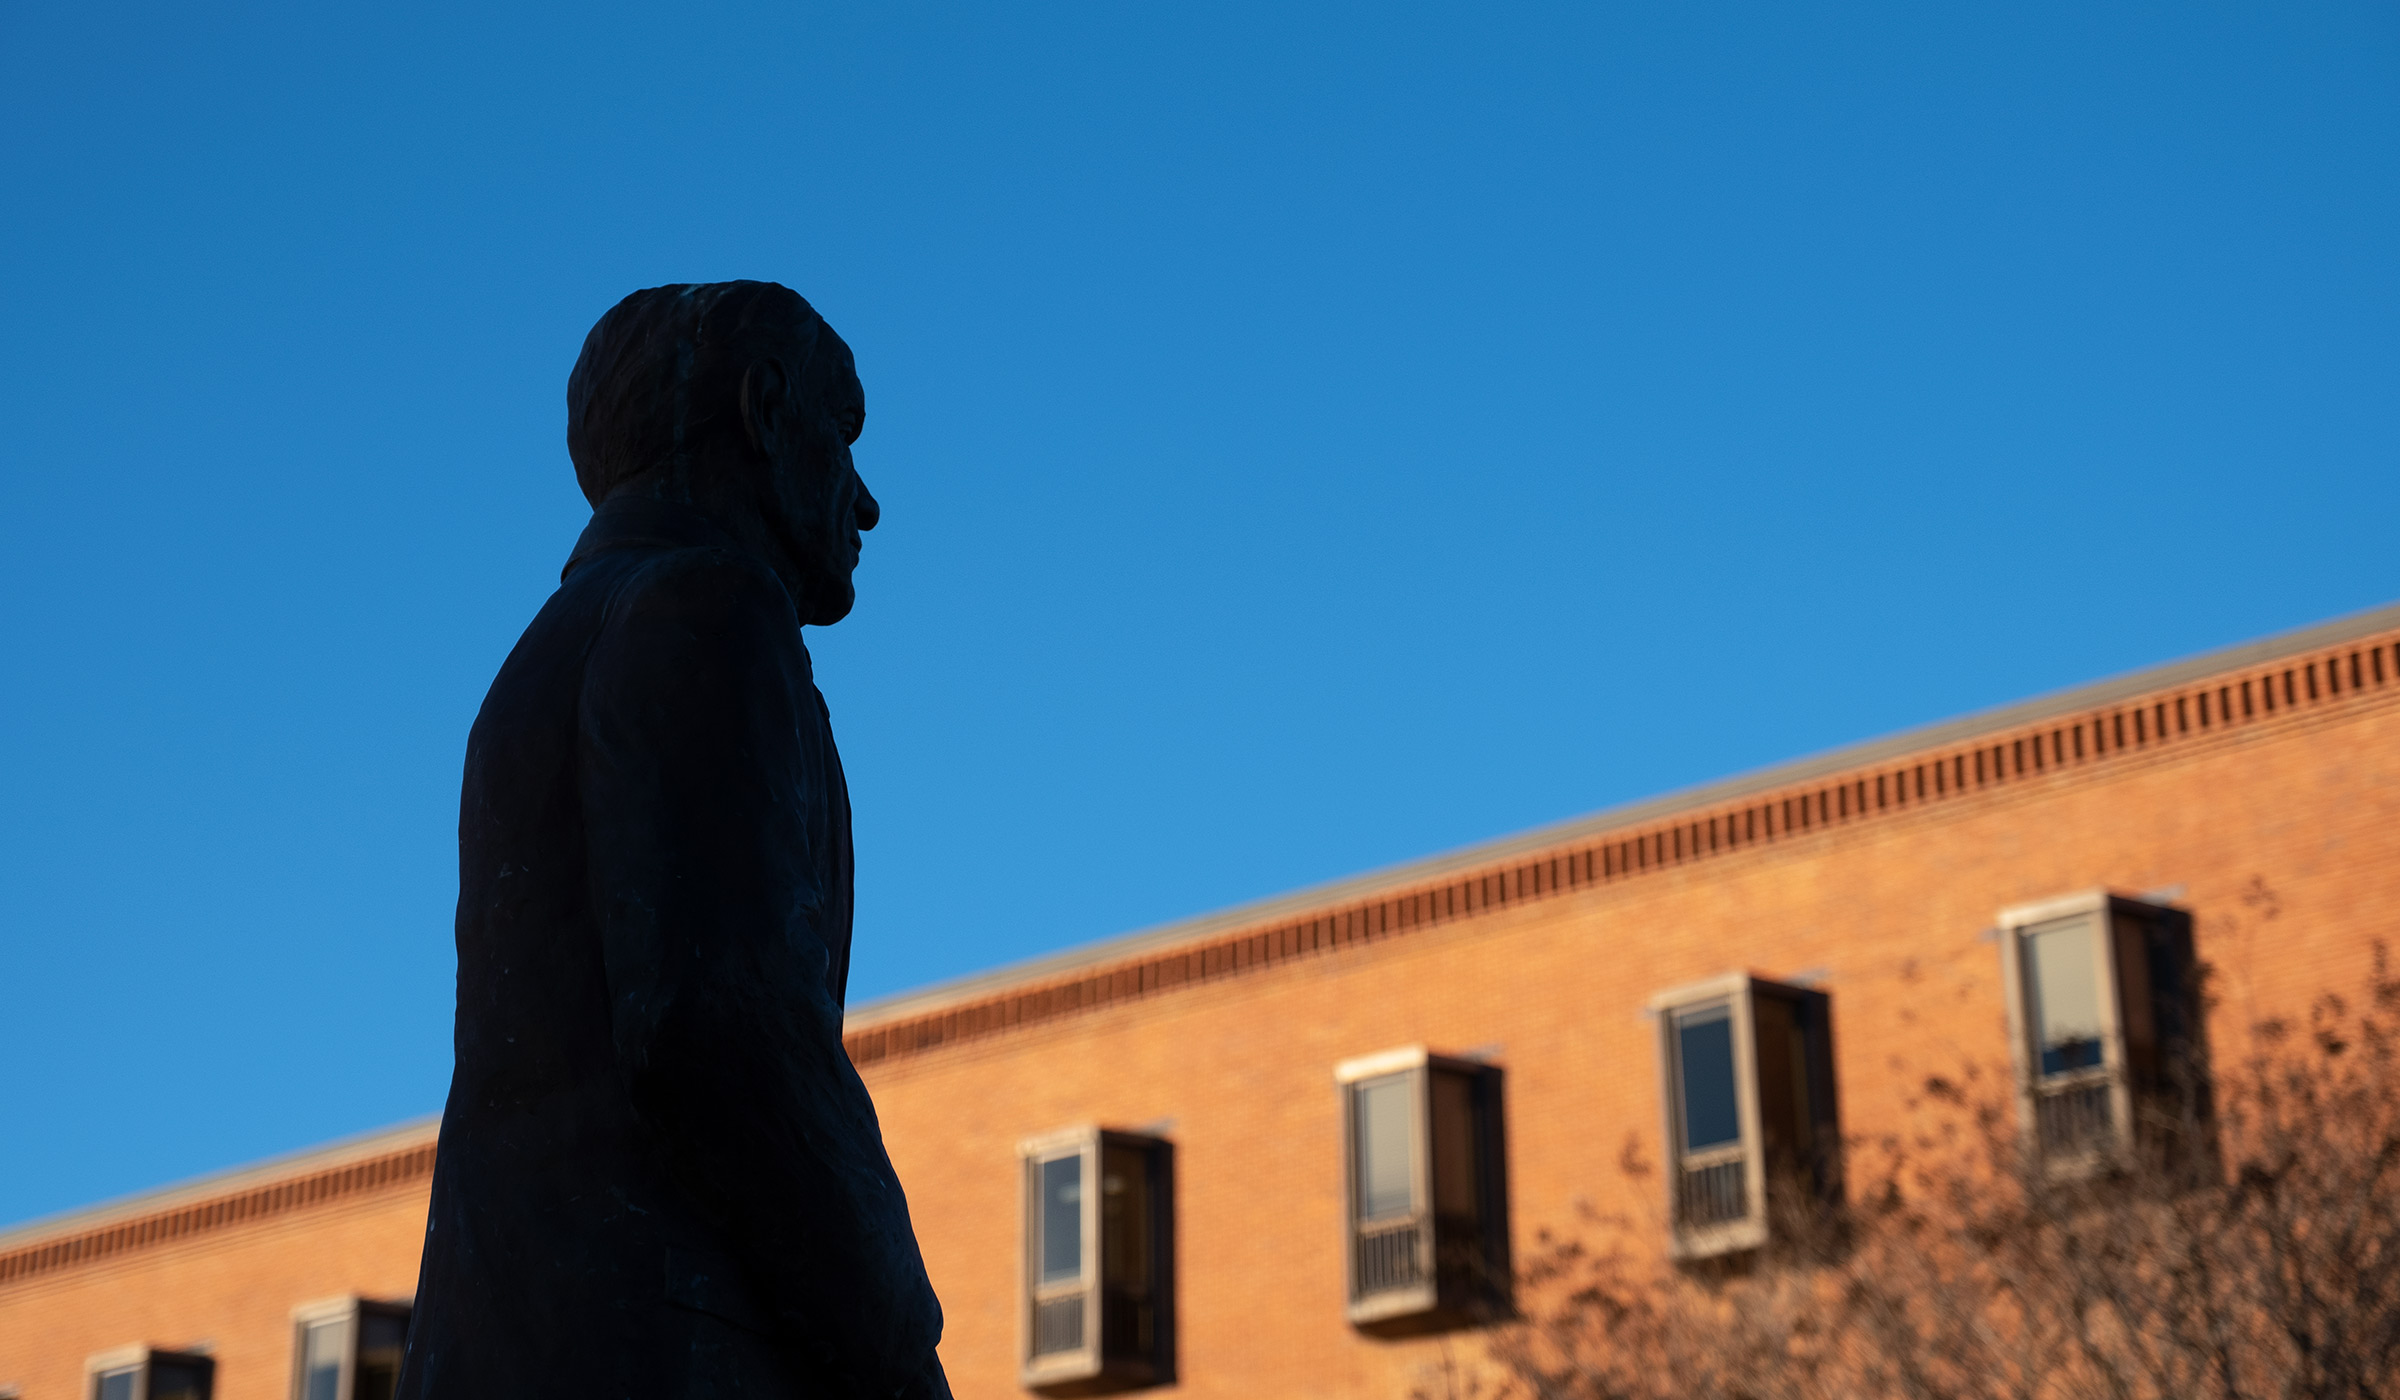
[578,550,949,1398]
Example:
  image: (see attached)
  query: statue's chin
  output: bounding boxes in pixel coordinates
[807,584,857,627]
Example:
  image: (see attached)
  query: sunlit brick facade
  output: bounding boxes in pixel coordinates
[7,603,2398,1400]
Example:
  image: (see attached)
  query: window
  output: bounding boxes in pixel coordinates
[1019,1127,1174,1395]
[291,1299,409,1400]
[1999,891,2201,1173]
[1649,974,1840,1258]
[1336,1047,1509,1333]
[85,1348,213,1400]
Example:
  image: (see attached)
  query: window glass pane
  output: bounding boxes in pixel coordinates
[95,1369,138,1400]
[1099,1143,1151,1291]
[2025,915,2106,1077]
[147,1361,209,1400]
[302,1317,349,1400]
[1428,1069,1480,1219]
[1675,1003,1742,1153]
[1039,1153,1083,1284]
[1354,1072,1419,1221]
[355,1312,407,1400]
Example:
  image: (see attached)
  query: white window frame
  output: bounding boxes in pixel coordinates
[1021,1125,1102,1390]
[1339,1047,1438,1326]
[1651,974,1771,1258]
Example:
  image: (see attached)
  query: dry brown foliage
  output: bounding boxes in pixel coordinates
[1420,948,2400,1400]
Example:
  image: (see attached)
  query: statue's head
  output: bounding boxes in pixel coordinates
[566,281,877,625]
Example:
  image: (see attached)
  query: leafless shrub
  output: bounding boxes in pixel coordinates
[1424,948,2400,1400]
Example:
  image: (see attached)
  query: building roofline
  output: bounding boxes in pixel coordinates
[0,1115,439,1252]
[13,599,2394,1248]
[845,597,2400,1032]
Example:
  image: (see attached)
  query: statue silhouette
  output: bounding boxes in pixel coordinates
[396,282,950,1399]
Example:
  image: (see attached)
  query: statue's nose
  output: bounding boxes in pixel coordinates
[854,481,881,533]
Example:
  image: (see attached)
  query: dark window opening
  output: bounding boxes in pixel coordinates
[94,1352,214,1400]
[1021,1130,1176,1394]
[1341,1052,1510,1335]
[293,1302,408,1400]
[1655,978,1842,1260]
[2004,895,2206,1176]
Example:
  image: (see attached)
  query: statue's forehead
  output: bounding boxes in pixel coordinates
[817,323,857,374]
[815,325,863,402]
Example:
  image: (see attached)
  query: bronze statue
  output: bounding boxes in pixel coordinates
[395,283,950,1398]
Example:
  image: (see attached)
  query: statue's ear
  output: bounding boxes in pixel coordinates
[739,356,795,460]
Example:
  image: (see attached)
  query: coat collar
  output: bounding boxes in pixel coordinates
[561,494,740,582]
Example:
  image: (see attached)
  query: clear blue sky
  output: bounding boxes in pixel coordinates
[2,2,2393,1227]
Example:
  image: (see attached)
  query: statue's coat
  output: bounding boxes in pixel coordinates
[397,493,945,1398]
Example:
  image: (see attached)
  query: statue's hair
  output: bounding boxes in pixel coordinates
[565,281,823,508]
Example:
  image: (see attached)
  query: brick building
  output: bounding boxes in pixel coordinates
[6,603,2397,1400]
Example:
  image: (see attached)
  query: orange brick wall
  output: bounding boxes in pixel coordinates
[862,690,2400,1399]
[5,634,2394,1400]
[0,1185,428,1400]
